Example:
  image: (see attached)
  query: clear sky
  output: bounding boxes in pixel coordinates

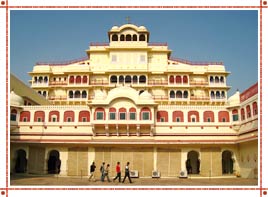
[10,10,258,96]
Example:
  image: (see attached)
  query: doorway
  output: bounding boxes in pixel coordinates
[15,149,27,173]
[47,150,61,174]
[186,150,200,174]
[222,150,234,174]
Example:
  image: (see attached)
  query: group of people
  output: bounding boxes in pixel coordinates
[88,161,132,183]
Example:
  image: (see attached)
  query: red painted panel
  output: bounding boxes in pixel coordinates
[79,110,90,122]
[20,111,30,122]
[203,111,214,122]
[172,111,184,122]
[218,111,230,122]
[157,111,168,122]
[49,111,60,122]
[188,111,199,122]
[34,111,45,122]
[64,110,75,122]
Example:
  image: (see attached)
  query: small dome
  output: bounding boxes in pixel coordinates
[138,26,147,30]
[111,26,119,30]
[10,91,24,106]
[139,90,152,100]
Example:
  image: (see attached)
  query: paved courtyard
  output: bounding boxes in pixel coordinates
[10,174,258,186]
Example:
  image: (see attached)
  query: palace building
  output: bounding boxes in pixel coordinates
[10,23,258,179]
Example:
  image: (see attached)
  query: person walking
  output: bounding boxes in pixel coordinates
[104,164,111,182]
[88,161,96,181]
[122,162,132,183]
[100,162,105,182]
[113,161,121,182]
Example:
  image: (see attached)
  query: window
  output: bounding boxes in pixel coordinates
[111,55,117,63]
[232,114,239,121]
[176,117,180,122]
[67,117,72,122]
[23,117,27,122]
[142,112,150,120]
[160,117,165,122]
[109,112,116,120]
[96,112,104,120]
[37,117,42,122]
[191,117,196,122]
[52,117,57,122]
[82,117,87,122]
[222,118,226,122]
[207,118,211,122]
[129,112,136,120]
[10,114,17,121]
[119,113,126,120]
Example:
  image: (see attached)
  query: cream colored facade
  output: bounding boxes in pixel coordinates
[10,24,258,180]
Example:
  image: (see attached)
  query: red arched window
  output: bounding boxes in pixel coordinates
[79,110,90,122]
[188,111,199,122]
[172,111,184,122]
[69,76,74,84]
[203,111,214,122]
[109,107,116,120]
[252,102,258,115]
[183,75,188,84]
[129,107,136,120]
[20,111,30,122]
[94,107,105,120]
[49,111,60,122]
[175,76,182,84]
[232,109,239,121]
[246,105,251,118]
[241,108,245,120]
[76,76,81,84]
[82,76,88,84]
[140,107,151,120]
[218,111,230,122]
[64,111,75,122]
[169,76,174,83]
[34,111,45,122]
[119,107,127,120]
[157,111,168,122]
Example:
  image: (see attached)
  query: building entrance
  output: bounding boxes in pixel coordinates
[186,151,200,174]
[15,149,27,173]
[222,150,234,174]
[47,150,61,174]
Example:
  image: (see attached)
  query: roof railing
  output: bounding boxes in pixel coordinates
[169,57,223,66]
[36,57,88,66]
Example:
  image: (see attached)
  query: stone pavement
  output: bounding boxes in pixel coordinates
[10,174,258,186]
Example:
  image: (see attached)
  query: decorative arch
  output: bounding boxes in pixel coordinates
[157,111,168,122]
[188,111,199,122]
[246,105,251,118]
[183,75,188,84]
[252,102,258,115]
[74,90,81,98]
[203,111,214,122]
[139,34,146,41]
[176,75,182,83]
[218,111,230,122]
[69,91,74,98]
[64,110,75,122]
[82,90,87,98]
[20,111,30,122]
[110,75,117,83]
[34,111,45,122]
[176,91,182,98]
[94,107,106,120]
[112,34,118,41]
[49,111,60,122]
[169,76,174,83]
[133,34,137,41]
[125,75,132,83]
[69,76,74,84]
[139,75,146,83]
[170,90,175,99]
[79,110,90,122]
[119,75,124,83]
[183,91,188,98]
[172,111,184,122]
[126,34,132,41]
[82,76,88,84]
[120,34,125,41]
[140,107,151,120]
[133,75,138,83]
[75,76,81,84]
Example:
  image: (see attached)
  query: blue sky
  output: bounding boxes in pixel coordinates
[10,10,258,96]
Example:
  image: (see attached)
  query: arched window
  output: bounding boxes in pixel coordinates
[218,111,230,122]
[252,102,258,115]
[112,34,118,41]
[94,107,105,120]
[221,91,225,98]
[38,76,43,83]
[139,75,146,83]
[34,76,37,83]
[119,107,127,120]
[210,91,215,99]
[176,91,182,98]
[69,91,74,98]
[44,76,48,83]
[20,111,30,122]
[183,91,188,98]
[133,75,138,84]
[110,75,117,83]
[76,76,81,84]
[42,91,47,97]
[10,109,17,121]
[216,91,220,99]
[74,90,80,98]
[34,111,45,122]
[215,76,219,83]
[157,111,168,122]
[119,75,124,83]
[49,111,60,122]
[241,108,245,121]
[133,34,137,41]
[64,111,75,122]
[183,76,188,84]
[169,76,174,83]
[38,91,42,95]
[246,105,251,118]
[129,107,136,120]
[139,34,146,41]
[120,35,125,41]
[188,111,199,122]
[82,76,87,84]
[220,76,224,83]
[140,107,151,120]
[109,107,116,120]
[125,75,131,83]
[172,111,184,122]
[203,111,214,122]
[170,90,175,98]
[79,111,90,122]
[126,34,131,41]
[82,90,87,98]
[210,76,214,83]
[232,109,239,121]
[69,76,74,84]
[176,76,182,84]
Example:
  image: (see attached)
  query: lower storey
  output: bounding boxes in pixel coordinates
[10,141,258,179]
